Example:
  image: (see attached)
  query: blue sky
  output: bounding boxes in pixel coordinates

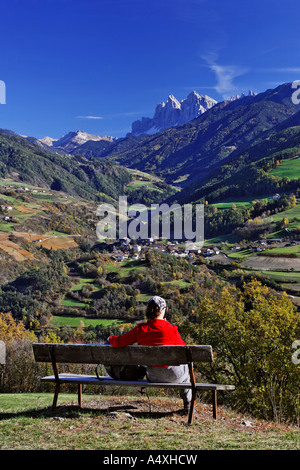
[1,0,300,139]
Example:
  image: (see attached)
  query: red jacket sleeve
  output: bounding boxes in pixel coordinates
[109,325,139,348]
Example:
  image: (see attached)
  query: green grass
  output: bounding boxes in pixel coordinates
[263,245,300,257]
[261,270,300,281]
[212,195,273,210]
[46,230,70,236]
[0,178,39,189]
[136,292,152,302]
[243,269,300,282]
[71,277,96,291]
[269,157,300,179]
[51,316,123,327]
[162,280,190,289]
[226,248,254,259]
[126,179,163,192]
[0,393,299,450]
[0,194,23,203]
[127,168,162,182]
[0,223,15,232]
[104,260,147,278]
[125,169,163,192]
[204,233,240,245]
[270,202,300,225]
[60,297,88,308]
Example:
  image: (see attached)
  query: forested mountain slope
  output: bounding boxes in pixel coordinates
[101,83,298,186]
[0,131,131,202]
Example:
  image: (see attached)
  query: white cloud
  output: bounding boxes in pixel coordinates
[263,67,300,73]
[76,115,104,120]
[104,110,152,119]
[210,64,249,98]
[201,52,249,99]
[76,110,151,120]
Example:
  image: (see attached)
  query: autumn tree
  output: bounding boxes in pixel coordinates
[181,280,300,422]
[0,312,40,392]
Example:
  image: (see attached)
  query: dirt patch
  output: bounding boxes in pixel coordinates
[15,205,39,214]
[12,232,78,250]
[39,236,78,250]
[0,236,35,261]
[65,396,296,434]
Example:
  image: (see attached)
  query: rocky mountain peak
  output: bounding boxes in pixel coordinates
[130,91,218,136]
[229,90,258,101]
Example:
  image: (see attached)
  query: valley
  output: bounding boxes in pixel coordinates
[1,82,300,427]
[0,81,299,337]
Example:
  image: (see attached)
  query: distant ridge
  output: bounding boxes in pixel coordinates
[39,130,118,153]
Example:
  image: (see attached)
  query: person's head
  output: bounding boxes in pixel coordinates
[146,296,167,320]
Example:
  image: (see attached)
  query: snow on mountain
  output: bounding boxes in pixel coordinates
[229,90,257,101]
[39,130,117,153]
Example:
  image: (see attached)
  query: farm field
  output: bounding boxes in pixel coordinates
[60,297,89,308]
[13,231,79,250]
[212,195,274,210]
[263,244,300,257]
[0,231,79,261]
[257,270,300,281]
[269,157,300,179]
[0,232,35,261]
[50,315,123,328]
[104,259,148,278]
[0,183,97,263]
[268,202,300,228]
[125,168,180,196]
[125,169,164,193]
[240,255,300,271]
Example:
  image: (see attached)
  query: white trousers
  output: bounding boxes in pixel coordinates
[146,364,192,404]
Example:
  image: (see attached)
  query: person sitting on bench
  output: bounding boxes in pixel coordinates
[108,295,192,413]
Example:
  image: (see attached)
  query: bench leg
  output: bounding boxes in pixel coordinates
[78,384,82,408]
[212,390,217,419]
[52,383,60,412]
[188,390,196,425]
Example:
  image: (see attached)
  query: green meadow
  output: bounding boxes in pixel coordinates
[50,316,123,328]
[269,157,300,179]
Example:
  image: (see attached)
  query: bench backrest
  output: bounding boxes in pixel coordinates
[32,343,213,366]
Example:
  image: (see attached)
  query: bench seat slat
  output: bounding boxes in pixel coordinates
[40,373,235,391]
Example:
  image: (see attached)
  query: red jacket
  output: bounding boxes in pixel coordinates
[109,318,185,348]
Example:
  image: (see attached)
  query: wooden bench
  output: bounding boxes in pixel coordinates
[32,343,235,424]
